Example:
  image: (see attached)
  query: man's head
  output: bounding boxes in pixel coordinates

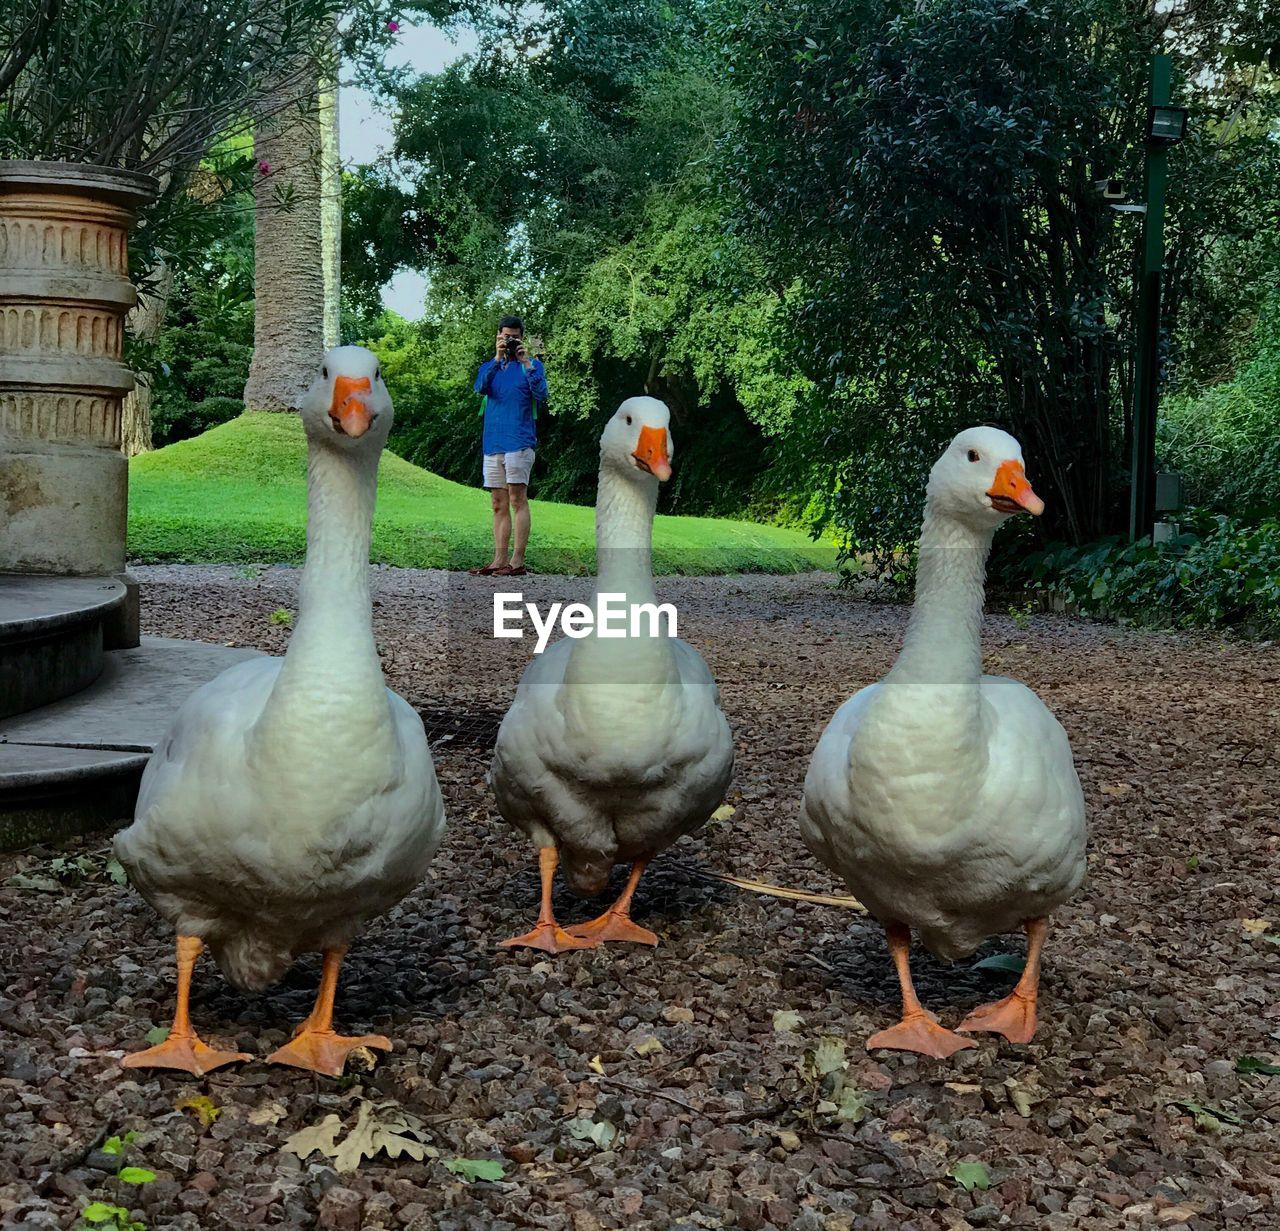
[497,315,524,342]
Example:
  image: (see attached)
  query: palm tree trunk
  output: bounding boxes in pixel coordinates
[319,61,341,350]
[243,54,326,412]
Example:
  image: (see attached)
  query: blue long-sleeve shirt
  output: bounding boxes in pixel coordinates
[474,357,547,453]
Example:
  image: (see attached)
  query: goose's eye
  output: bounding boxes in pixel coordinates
[375,368,381,381]
[967,449,981,463]
[322,365,328,379]
[625,415,633,425]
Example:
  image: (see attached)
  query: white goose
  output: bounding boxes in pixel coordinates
[491,397,734,952]
[115,346,445,1077]
[801,426,1087,1058]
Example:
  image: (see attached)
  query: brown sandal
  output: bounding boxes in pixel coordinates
[468,564,503,575]
[491,564,528,577]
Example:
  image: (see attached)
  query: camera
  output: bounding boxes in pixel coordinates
[503,335,522,359]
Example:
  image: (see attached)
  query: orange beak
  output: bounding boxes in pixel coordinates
[330,375,373,437]
[987,458,1044,516]
[632,425,672,481]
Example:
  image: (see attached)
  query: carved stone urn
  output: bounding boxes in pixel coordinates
[0,161,158,576]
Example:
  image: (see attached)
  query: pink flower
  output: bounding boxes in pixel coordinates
[386,20,400,32]
[258,161,271,174]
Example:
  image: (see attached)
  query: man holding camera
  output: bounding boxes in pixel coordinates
[469,315,548,577]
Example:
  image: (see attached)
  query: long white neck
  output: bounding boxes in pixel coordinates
[565,461,675,682]
[887,506,993,690]
[594,463,659,604]
[255,437,392,744]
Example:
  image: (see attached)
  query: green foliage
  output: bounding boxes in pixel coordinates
[128,412,834,574]
[949,1161,992,1192]
[117,1168,156,1185]
[151,398,245,449]
[355,312,477,487]
[148,196,255,434]
[0,1,325,172]
[1017,512,1280,634]
[442,1157,506,1182]
[78,1203,145,1231]
[344,0,801,518]
[100,1132,139,1157]
[1160,293,1280,523]
[1235,1056,1280,1076]
[715,0,1280,555]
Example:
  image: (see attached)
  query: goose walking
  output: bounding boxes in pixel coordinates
[800,427,1087,1058]
[115,346,445,1077]
[491,397,734,952]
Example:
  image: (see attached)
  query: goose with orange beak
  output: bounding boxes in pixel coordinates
[800,426,1087,1058]
[491,396,734,952]
[115,346,445,1077]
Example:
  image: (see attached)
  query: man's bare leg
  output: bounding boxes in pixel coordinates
[508,483,530,569]
[487,486,512,570]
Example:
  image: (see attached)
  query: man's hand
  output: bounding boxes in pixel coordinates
[515,339,531,368]
[495,334,507,362]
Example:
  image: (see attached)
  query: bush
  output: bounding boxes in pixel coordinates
[1159,293,1280,522]
[151,397,244,448]
[1015,511,1280,636]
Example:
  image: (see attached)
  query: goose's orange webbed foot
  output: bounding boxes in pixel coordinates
[958,991,1037,1043]
[498,921,593,953]
[264,945,392,1078]
[498,846,592,955]
[566,910,658,948]
[868,921,975,1060]
[566,858,658,948]
[267,1029,390,1077]
[867,1011,976,1059]
[121,936,248,1075]
[958,917,1048,1045]
[122,1030,249,1076]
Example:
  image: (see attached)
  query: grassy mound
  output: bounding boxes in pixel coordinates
[128,413,833,574]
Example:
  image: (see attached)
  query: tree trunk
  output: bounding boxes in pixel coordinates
[319,62,341,350]
[121,260,174,456]
[243,54,327,412]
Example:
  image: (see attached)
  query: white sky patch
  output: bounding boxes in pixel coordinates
[340,22,479,320]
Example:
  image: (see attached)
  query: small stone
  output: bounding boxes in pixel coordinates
[662,1006,695,1024]
[968,1206,1001,1226]
[84,1150,121,1174]
[317,1186,364,1231]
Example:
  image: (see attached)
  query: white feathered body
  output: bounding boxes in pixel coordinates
[114,354,445,992]
[801,673,1086,960]
[116,657,444,990]
[490,408,733,898]
[491,633,733,894]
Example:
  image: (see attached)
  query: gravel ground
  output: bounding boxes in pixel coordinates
[2,564,1278,1231]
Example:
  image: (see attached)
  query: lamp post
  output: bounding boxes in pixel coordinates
[1128,55,1188,543]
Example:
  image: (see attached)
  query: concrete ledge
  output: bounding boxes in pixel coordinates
[0,576,125,717]
[0,744,147,849]
[0,635,266,849]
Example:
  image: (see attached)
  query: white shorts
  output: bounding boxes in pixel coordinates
[483,448,535,488]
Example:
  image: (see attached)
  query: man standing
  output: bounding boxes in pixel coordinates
[470,315,548,576]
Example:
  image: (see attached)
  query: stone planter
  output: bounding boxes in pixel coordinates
[0,160,158,576]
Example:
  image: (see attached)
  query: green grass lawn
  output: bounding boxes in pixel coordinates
[128,413,834,575]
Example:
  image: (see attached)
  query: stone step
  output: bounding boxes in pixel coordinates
[0,575,127,718]
[0,635,265,849]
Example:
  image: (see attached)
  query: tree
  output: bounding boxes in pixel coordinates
[343,0,801,514]
[716,0,1280,552]
[245,4,467,411]
[242,52,331,412]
